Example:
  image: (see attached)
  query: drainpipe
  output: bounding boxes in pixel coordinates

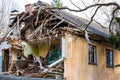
[62,37,66,58]
[85,30,91,44]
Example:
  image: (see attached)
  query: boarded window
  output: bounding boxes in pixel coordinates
[106,49,114,67]
[88,44,97,65]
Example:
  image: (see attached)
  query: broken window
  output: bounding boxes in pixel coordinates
[106,49,114,67]
[88,44,97,65]
[46,40,62,65]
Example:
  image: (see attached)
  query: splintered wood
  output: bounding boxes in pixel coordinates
[2,2,66,79]
[8,59,64,78]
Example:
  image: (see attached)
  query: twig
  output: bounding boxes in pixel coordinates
[69,0,81,10]
[81,0,87,7]
[93,20,107,28]
[108,8,118,31]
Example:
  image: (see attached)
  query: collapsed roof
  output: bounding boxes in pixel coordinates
[2,1,111,43]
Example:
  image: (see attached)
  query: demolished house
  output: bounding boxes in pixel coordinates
[1,1,120,80]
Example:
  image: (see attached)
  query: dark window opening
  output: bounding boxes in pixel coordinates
[106,49,114,67]
[88,44,97,65]
[46,40,62,65]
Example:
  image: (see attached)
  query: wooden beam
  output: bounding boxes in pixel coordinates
[54,14,83,30]
[49,19,65,31]
[16,15,21,39]
[35,7,41,26]
[26,21,47,39]
[27,15,54,39]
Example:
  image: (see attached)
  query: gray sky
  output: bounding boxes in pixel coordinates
[15,0,92,18]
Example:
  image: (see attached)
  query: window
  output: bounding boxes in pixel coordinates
[88,44,97,65]
[46,40,62,65]
[106,49,114,67]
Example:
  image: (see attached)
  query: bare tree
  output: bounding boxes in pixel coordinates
[0,0,18,35]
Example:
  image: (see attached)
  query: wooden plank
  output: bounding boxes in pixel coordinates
[16,15,21,38]
[26,15,54,39]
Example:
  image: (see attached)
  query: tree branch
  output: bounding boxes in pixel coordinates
[48,2,120,12]
[109,7,118,31]
[84,6,101,31]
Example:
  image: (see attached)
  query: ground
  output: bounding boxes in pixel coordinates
[0,73,58,80]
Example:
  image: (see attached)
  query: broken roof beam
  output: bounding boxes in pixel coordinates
[49,19,65,31]
[26,18,64,40]
[16,15,21,39]
[53,14,83,31]
[35,6,42,26]
[26,16,52,39]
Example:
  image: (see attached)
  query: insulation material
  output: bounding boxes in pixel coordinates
[22,41,32,57]
[23,41,50,58]
[11,49,18,60]
[38,42,50,58]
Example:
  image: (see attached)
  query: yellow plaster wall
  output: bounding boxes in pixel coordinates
[64,33,120,80]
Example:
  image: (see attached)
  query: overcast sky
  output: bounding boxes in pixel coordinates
[14,0,53,11]
[14,0,93,18]
[15,0,92,11]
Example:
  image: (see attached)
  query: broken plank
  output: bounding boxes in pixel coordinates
[27,15,54,39]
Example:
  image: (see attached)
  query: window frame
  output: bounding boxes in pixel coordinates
[88,44,97,65]
[106,49,114,68]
